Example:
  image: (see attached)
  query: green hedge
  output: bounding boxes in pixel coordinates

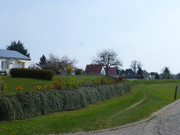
[10,68,55,80]
[0,82,131,121]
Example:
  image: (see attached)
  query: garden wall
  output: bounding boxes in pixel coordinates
[0,82,131,121]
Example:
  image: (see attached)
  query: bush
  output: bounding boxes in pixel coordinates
[53,78,83,90]
[0,76,7,94]
[75,69,83,75]
[10,68,55,80]
[0,82,131,121]
[67,66,72,75]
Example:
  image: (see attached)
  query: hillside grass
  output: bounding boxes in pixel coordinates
[0,79,180,134]
[1,75,113,94]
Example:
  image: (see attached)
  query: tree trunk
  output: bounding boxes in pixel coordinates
[106,66,109,76]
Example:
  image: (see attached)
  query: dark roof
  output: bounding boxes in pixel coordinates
[124,74,140,79]
[0,49,31,60]
[105,67,118,75]
[85,65,103,74]
[150,72,157,75]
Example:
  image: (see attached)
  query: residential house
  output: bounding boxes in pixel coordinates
[0,49,31,75]
[150,72,156,79]
[142,70,151,80]
[85,64,106,75]
[121,69,140,80]
[104,67,119,77]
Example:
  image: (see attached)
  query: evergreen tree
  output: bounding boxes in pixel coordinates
[161,67,171,79]
[39,55,47,65]
[137,67,144,79]
[37,54,48,69]
[7,40,30,58]
[155,73,160,79]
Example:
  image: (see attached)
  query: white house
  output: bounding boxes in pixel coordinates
[0,49,31,75]
[142,70,151,80]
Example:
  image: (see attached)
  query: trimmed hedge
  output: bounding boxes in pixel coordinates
[10,68,55,80]
[0,82,131,121]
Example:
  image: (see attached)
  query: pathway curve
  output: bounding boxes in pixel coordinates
[60,99,180,135]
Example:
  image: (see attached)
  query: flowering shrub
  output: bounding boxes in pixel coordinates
[16,86,22,91]
[35,86,41,91]
[67,66,73,75]
[44,85,54,89]
[53,78,83,90]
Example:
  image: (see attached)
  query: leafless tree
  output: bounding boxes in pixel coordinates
[37,54,77,72]
[92,49,122,76]
[130,60,142,73]
[46,53,61,72]
[59,55,77,69]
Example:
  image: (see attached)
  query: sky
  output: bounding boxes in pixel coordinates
[1,0,180,74]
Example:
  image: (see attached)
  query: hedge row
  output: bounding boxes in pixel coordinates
[10,68,55,80]
[0,82,131,121]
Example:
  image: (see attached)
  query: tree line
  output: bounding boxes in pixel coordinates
[5,40,175,78]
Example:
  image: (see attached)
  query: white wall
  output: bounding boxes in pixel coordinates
[0,59,30,75]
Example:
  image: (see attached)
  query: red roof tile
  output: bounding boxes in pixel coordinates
[85,65,103,74]
[105,67,118,75]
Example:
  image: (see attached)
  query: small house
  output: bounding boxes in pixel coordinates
[150,72,156,79]
[85,64,106,75]
[142,70,151,80]
[0,49,31,75]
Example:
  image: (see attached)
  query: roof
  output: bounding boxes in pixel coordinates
[150,72,157,75]
[125,74,140,79]
[105,67,118,75]
[85,64,103,74]
[142,70,150,77]
[0,49,31,60]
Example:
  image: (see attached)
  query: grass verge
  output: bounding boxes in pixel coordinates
[0,79,179,134]
[1,75,113,94]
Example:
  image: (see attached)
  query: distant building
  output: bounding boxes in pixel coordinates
[85,64,106,75]
[142,70,151,80]
[150,72,157,79]
[0,49,31,75]
[121,69,140,80]
[104,67,118,77]
[124,74,140,80]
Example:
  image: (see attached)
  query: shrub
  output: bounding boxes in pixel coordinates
[0,82,131,121]
[53,78,83,90]
[75,69,83,75]
[0,76,7,94]
[67,66,72,75]
[10,68,55,80]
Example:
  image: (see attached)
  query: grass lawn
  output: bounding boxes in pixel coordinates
[2,75,113,94]
[0,78,180,135]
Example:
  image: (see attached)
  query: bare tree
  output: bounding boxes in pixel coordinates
[37,54,78,72]
[46,53,61,72]
[92,49,122,76]
[59,55,77,69]
[130,60,142,73]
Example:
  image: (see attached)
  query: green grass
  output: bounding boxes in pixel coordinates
[2,75,113,94]
[0,79,180,135]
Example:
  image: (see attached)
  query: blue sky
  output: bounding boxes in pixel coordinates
[1,0,180,73]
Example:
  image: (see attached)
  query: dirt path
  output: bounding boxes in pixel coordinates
[59,99,180,135]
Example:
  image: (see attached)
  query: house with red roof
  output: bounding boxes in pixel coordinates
[85,64,119,76]
[85,64,106,75]
[104,67,118,76]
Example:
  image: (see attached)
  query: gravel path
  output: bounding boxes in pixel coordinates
[59,99,180,135]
